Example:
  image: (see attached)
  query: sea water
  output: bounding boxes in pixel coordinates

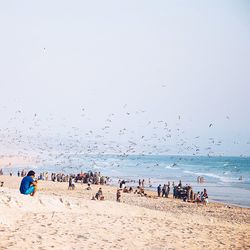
[8,155,250,208]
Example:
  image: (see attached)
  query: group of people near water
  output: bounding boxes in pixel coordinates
[1,168,209,206]
[116,179,149,202]
[0,168,108,198]
[172,180,208,205]
[117,178,208,205]
[51,172,68,182]
[157,183,171,198]
[68,171,109,190]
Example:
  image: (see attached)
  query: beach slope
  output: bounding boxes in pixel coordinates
[0,176,250,250]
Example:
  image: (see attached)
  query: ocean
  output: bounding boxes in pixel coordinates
[7,154,250,208]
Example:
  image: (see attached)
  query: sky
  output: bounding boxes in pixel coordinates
[0,0,250,156]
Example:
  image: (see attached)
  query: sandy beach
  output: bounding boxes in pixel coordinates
[0,175,249,250]
[1,0,250,249]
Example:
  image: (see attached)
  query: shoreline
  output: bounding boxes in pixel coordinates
[0,174,249,211]
[1,173,249,209]
[1,154,249,208]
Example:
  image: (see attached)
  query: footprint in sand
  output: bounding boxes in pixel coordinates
[65,201,71,208]
[77,235,88,240]
[39,199,44,205]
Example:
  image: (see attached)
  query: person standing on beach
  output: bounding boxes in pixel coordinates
[178,180,182,188]
[203,188,208,205]
[142,179,145,188]
[173,186,177,198]
[68,176,75,190]
[116,189,121,202]
[162,184,166,197]
[45,172,49,181]
[166,184,170,198]
[148,178,152,187]
[19,170,37,196]
[157,184,162,197]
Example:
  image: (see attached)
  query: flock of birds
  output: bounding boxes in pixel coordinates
[0,103,249,172]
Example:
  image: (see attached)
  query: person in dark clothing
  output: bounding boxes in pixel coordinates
[162,184,167,197]
[173,186,177,198]
[157,184,162,197]
[178,180,182,188]
[166,184,170,198]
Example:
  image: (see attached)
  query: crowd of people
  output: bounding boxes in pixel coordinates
[172,180,208,205]
[156,180,208,204]
[75,171,110,185]
[117,178,209,205]
[157,183,171,198]
[1,168,209,206]
[51,172,68,182]
[17,170,28,177]
[116,178,154,201]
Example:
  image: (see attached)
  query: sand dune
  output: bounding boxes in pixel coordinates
[0,176,249,250]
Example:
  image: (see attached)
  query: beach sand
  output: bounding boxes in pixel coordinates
[0,175,249,250]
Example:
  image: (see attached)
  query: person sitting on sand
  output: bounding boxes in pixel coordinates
[86,183,92,190]
[139,187,144,195]
[134,186,140,194]
[95,188,104,200]
[196,191,201,203]
[19,170,37,196]
[123,186,129,193]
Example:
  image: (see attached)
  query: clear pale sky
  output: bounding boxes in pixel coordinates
[0,0,249,156]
